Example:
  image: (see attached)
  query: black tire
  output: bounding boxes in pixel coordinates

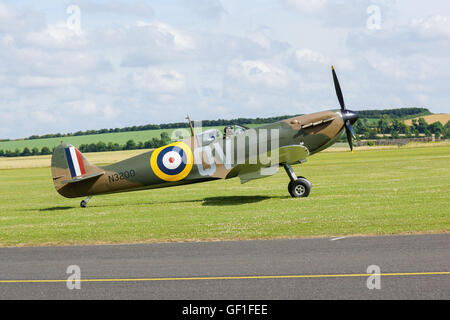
[80,200,87,208]
[288,178,311,198]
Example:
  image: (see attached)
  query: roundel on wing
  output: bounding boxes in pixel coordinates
[150,142,193,181]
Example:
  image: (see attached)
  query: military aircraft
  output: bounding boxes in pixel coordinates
[51,67,359,207]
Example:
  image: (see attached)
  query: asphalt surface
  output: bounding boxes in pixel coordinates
[0,234,449,299]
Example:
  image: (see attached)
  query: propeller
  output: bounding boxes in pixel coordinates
[331,66,359,152]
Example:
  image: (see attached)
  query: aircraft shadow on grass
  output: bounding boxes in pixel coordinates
[202,195,277,206]
[39,195,287,211]
[39,206,73,211]
[162,195,289,206]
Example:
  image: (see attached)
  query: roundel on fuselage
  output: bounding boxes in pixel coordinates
[150,142,193,181]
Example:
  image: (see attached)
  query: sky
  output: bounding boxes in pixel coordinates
[0,0,449,139]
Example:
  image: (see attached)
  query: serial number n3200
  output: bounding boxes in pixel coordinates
[108,170,136,183]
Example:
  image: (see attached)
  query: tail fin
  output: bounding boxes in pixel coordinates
[51,143,104,198]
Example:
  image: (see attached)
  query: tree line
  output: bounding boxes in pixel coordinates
[0,146,53,157]
[355,107,430,119]
[2,119,448,158]
[1,108,449,158]
[353,117,450,140]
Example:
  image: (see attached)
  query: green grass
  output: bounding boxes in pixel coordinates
[0,145,449,246]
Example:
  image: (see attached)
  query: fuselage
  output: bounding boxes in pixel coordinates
[52,109,353,198]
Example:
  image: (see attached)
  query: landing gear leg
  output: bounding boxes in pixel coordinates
[283,164,312,198]
[80,196,92,208]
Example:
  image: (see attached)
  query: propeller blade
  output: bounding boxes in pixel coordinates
[332,66,345,111]
[345,120,355,152]
[346,119,355,138]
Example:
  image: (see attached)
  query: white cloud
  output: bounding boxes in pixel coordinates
[136,21,195,51]
[365,50,450,82]
[63,100,119,120]
[72,0,154,18]
[0,3,45,33]
[248,31,272,50]
[132,68,186,93]
[181,0,226,19]
[16,75,85,88]
[31,110,59,123]
[282,0,328,14]
[2,47,110,76]
[411,15,450,39]
[24,22,88,49]
[295,49,326,64]
[281,0,398,29]
[227,60,289,89]
[1,1,450,139]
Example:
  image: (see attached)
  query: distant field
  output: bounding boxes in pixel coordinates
[0,144,448,246]
[0,124,260,152]
[404,114,450,126]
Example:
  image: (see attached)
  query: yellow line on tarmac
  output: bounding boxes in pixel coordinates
[0,271,449,284]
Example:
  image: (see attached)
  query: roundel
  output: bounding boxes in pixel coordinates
[150,142,193,181]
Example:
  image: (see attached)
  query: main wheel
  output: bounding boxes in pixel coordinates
[288,178,311,198]
[80,200,87,208]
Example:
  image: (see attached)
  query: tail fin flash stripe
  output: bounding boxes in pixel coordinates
[75,148,86,176]
[64,146,86,178]
[69,147,81,177]
[64,147,76,177]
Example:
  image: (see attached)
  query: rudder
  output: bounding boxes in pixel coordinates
[51,143,103,198]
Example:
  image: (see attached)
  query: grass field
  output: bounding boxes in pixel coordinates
[0,144,449,247]
[404,114,450,126]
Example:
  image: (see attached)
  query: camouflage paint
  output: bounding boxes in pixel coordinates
[51,110,352,198]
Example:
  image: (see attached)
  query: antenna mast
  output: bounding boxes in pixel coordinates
[186,115,194,137]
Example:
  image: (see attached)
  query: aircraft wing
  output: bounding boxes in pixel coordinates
[227,144,309,183]
[277,144,309,164]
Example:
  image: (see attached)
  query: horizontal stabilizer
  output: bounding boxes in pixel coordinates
[61,172,104,185]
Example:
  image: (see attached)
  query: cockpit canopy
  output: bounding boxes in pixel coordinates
[197,129,220,145]
[197,125,247,145]
[196,125,248,146]
[223,125,247,137]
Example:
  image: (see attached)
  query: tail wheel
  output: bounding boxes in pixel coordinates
[80,196,92,208]
[288,178,311,198]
